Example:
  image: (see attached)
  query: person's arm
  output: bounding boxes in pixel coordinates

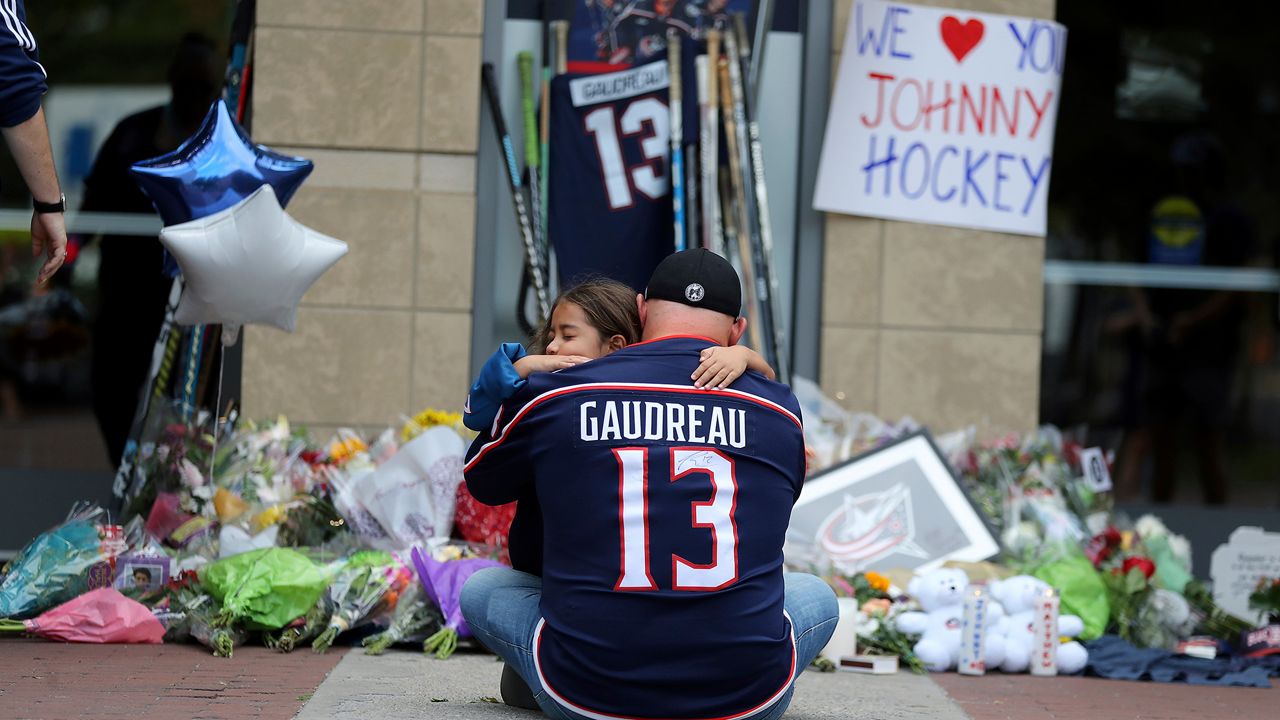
[463,343,529,431]
[463,344,591,431]
[690,344,775,389]
[463,382,542,505]
[3,108,67,285]
[1,6,67,286]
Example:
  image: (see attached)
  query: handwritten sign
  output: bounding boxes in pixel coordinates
[1210,526,1280,624]
[814,0,1066,236]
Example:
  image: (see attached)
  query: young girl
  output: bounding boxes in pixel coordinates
[462,277,774,432]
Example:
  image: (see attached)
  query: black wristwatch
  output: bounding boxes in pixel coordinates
[33,193,66,214]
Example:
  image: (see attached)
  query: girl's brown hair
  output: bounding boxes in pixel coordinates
[533,278,642,352]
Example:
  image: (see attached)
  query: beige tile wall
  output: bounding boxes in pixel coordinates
[822,0,1053,439]
[243,0,483,429]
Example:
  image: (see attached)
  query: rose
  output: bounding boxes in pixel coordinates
[1122,556,1156,580]
[861,598,892,617]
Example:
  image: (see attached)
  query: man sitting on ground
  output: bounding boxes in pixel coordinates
[461,248,837,720]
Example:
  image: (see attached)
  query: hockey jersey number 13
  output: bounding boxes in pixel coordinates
[549,58,677,292]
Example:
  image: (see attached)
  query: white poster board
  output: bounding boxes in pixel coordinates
[1210,526,1280,625]
[814,0,1066,236]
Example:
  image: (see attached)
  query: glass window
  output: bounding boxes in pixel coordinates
[1043,2,1280,507]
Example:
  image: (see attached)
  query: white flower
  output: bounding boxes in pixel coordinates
[179,458,205,488]
[1002,521,1041,552]
[856,615,880,639]
[1135,514,1169,541]
[1150,588,1192,631]
[1167,535,1193,569]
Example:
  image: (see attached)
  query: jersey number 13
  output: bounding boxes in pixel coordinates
[584,97,670,210]
[613,447,738,592]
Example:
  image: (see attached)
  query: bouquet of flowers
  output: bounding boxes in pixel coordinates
[1250,577,1280,624]
[201,547,330,630]
[825,571,925,673]
[411,546,502,659]
[312,551,413,653]
[264,597,331,653]
[155,569,246,657]
[0,504,127,619]
[361,582,444,655]
[0,588,164,644]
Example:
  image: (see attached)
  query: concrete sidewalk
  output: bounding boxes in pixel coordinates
[295,649,968,720]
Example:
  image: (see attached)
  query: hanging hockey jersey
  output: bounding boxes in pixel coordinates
[549,49,707,292]
[550,58,674,291]
[464,335,805,720]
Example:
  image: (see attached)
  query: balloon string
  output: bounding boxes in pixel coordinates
[208,341,227,484]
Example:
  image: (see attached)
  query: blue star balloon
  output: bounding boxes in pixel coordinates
[129,99,313,227]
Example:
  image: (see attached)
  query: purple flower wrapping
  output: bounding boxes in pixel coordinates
[410,546,501,637]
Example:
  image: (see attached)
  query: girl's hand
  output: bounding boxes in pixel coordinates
[692,346,752,389]
[513,354,590,378]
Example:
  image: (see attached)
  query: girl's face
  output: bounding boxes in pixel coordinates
[544,301,626,359]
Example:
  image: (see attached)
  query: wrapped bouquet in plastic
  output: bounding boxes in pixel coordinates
[312,551,412,653]
[201,547,330,630]
[0,588,164,644]
[0,504,127,619]
[361,582,443,655]
[411,546,502,659]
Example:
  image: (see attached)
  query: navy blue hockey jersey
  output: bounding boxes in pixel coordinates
[549,57,689,292]
[464,336,805,720]
[0,0,47,128]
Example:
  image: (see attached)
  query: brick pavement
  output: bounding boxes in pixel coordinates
[933,672,1280,720]
[0,638,345,720]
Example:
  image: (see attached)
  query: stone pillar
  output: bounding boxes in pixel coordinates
[244,0,483,434]
[821,0,1053,438]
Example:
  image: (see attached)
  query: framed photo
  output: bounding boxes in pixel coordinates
[113,555,170,593]
[787,431,999,574]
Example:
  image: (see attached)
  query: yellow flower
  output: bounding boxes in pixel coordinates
[328,436,367,462]
[401,407,464,441]
[252,504,285,532]
[864,571,890,593]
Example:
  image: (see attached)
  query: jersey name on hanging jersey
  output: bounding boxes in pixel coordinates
[464,336,806,720]
[549,58,675,292]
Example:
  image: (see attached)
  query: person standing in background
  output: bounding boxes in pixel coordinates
[79,32,222,465]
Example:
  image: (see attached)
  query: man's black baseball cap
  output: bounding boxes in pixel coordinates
[644,248,741,318]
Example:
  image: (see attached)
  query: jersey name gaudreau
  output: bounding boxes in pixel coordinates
[578,399,748,448]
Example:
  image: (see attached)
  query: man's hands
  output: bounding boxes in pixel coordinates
[513,354,591,379]
[31,210,68,286]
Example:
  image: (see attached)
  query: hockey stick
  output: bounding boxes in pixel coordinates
[717,54,765,358]
[667,29,686,252]
[734,13,787,381]
[519,51,542,259]
[517,51,546,336]
[482,62,551,324]
[697,29,722,253]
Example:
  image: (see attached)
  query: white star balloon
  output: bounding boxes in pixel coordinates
[159,184,348,345]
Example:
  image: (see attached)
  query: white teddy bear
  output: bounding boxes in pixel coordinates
[989,575,1089,674]
[895,568,1006,672]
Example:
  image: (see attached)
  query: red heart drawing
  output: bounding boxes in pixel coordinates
[940,16,984,63]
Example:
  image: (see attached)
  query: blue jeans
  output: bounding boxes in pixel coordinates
[460,568,839,720]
